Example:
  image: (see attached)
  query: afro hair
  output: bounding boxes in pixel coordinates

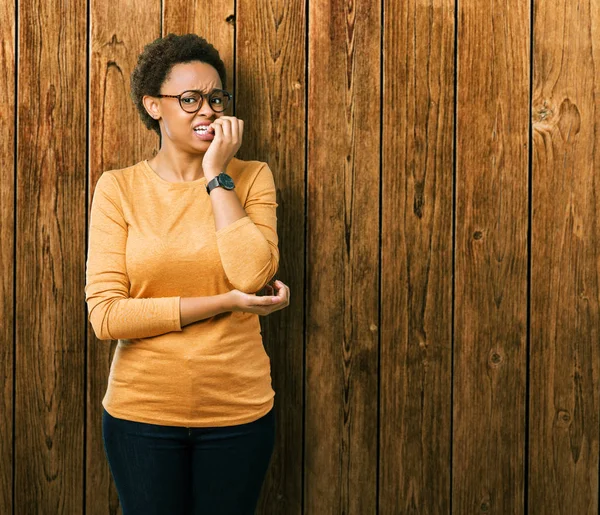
[130,33,227,136]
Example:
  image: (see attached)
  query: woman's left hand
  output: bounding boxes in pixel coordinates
[202,116,244,177]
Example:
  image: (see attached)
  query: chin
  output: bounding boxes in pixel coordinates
[186,141,209,155]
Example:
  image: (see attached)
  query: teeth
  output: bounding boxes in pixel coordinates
[194,126,210,132]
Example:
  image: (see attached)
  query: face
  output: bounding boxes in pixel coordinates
[143,61,226,153]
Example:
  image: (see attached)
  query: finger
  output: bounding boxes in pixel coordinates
[274,280,289,299]
[210,121,223,140]
[210,118,227,139]
[218,117,232,140]
[218,116,240,139]
[233,118,242,143]
[279,282,290,304]
[226,116,239,142]
[250,295,279,307]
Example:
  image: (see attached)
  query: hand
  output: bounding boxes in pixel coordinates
[202,116,244,177]
[227,279,290,316]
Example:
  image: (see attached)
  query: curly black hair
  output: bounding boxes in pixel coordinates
[130,33,227,136]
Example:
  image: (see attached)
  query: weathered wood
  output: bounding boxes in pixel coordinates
[305,0,381,513]
[529,0,600,511]
[86,2,161,513]
[5,0,600,513]
[0,0,15,512]
[15,0,87,512]
[379,0,455,512]
[453,0,529,512]
[163,0,234,98]
[234,0,306,511]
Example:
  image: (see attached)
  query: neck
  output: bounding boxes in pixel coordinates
[149,143,207,182]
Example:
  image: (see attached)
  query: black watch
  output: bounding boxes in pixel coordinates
[206,172,235,195]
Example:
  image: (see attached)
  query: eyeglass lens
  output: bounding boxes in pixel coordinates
[180,90,230,113]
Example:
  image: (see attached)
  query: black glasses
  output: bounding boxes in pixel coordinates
[156,88,233,113]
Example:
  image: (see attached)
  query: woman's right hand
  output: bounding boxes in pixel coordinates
[227,279,290,316]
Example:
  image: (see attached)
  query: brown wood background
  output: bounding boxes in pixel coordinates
[1,0,599,513]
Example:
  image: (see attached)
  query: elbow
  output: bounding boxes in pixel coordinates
[87,300,120,341]
[228,248,279,294]
[88,310,115,341]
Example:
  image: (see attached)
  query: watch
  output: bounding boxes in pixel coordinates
[206,172,235,195]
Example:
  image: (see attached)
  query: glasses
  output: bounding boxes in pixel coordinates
[156,88,233,113]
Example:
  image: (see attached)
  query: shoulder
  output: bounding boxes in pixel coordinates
[228,157,275,189]
[101,161,141,184]
[93,161,144,194]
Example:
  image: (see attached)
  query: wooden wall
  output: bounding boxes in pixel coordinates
[1,0,599,513]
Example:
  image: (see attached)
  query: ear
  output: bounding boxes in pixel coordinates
[143,95,161,120]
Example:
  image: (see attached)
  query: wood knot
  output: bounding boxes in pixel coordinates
[488,349,503,367]
[556,409,571,428]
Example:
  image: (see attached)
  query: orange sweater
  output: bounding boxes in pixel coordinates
[85,158,278,427]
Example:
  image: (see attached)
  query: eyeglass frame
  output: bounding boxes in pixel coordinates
[155,88,233,113]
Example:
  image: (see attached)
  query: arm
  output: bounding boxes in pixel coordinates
[208,163,280,293]
[85,172,183,340]
[179,294,233,327]
[85,173,232,340]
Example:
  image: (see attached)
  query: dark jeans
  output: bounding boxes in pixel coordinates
[102,406,276,515]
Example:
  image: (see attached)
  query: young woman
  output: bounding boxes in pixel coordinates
[85,33,290,514]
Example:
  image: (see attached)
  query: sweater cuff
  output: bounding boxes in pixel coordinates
[167,296,182,332]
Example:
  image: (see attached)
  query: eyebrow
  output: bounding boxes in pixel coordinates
[185,87,221,94]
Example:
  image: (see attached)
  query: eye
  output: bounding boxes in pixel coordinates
[210,91,228,105]
[181,93,200,104]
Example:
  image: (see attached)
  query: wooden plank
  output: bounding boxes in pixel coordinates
[163,0,234,97]
[305,0,380,512]
[452,0,529,512]
[0,0,15,512]
[86,1,162,513]
[529,0,600,511]
[379,0,454,512]
[234,0,306,512]
[164,1,306,510]
[15,0,87,512]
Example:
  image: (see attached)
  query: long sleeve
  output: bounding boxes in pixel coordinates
[85,172,182,340]
[215,162,279,293]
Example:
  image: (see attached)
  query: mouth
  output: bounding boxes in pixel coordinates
[193,125,215,141]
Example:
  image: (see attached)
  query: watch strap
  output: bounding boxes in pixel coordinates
[206,175,221,194]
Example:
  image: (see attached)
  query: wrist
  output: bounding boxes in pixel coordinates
[222,290,239,312]
[204,169,223,180]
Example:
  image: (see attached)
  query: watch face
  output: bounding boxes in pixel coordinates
[219,173,235,189]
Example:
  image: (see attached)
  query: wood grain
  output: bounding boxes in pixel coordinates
[529,0,600,511]
[453,0,529,512]
[4,0,600,512]
[163,0,234,97]
[380,0,455,513]
[235,0,306,511]
[15,0,87,512]
[0,0,15,512]
[86,2,161,513]
[305,0,381,512]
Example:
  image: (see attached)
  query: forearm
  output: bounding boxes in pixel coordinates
[87,296,182,341]
[205,165,279,293]
[179,292,235,327]
[205,169,247,231]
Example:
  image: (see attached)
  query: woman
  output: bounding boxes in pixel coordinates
[84,33,290,515]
